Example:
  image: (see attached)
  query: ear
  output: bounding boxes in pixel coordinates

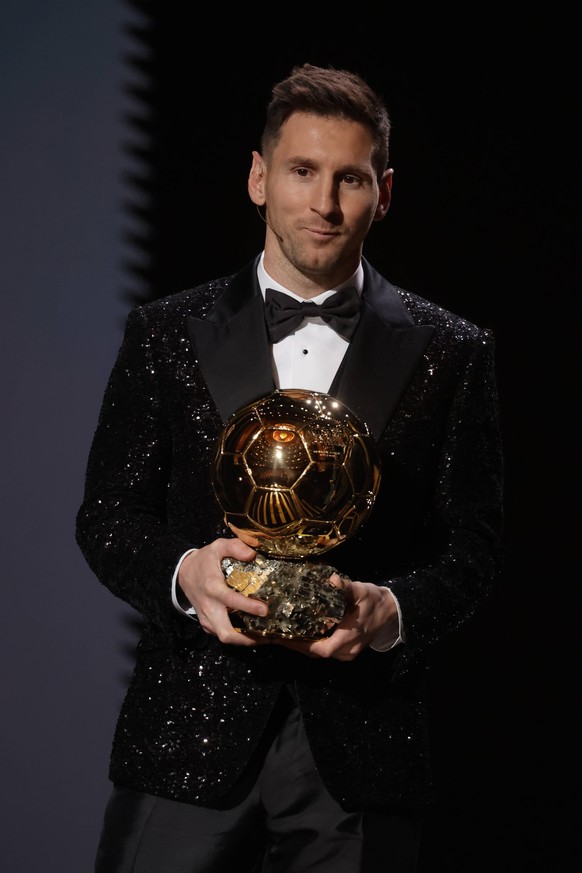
[248,150,266,206]
[373,168,394,222]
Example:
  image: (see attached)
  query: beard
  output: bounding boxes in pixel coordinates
[265,212,361,283]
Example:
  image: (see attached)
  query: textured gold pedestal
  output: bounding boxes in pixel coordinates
[221,554,347,640]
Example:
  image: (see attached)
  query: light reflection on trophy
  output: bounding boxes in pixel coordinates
[211,389,381,640]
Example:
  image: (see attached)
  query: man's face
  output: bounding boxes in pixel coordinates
[249,112,392,295]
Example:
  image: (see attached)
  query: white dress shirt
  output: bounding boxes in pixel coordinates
[171,255,403,651]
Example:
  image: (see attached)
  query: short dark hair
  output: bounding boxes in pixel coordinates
[261,63,391,181]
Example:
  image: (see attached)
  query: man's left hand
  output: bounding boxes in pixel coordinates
[273,574,400,661]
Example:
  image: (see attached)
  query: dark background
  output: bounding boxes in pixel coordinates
[1,1,577,870]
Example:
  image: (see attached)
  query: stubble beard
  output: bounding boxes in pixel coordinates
[273,226,346,286]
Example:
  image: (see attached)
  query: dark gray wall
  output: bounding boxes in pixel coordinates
[1,3,135,870]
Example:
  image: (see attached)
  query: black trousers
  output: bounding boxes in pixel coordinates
[95,691,422,873]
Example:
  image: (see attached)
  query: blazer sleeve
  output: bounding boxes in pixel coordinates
[75,306,199,636]
[387,328,504,673]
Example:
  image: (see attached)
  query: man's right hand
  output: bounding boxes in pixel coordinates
[177,538,269,645]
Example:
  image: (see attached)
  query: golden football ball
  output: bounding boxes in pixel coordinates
[211,389,381,559]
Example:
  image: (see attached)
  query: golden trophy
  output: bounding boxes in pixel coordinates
[211,389,381,639]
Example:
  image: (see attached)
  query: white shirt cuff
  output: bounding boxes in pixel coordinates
[369,588,405,652]
[171,548,198,618]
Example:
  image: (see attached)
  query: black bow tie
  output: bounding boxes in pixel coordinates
[264,286,361,343]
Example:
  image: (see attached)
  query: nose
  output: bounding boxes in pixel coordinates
[311,177,341,221]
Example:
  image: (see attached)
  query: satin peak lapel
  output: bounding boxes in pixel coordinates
[330,262,435,440]
[187,265,275,422]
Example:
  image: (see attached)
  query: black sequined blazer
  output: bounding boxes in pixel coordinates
[76,256,503,813]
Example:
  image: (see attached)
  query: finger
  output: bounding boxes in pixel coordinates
[223,588,269,618]
[223,537,257,562]
[199,596,259,646]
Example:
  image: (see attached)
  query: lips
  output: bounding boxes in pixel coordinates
[304,227,339,237]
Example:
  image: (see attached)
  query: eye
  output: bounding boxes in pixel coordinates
[342,174,361,186]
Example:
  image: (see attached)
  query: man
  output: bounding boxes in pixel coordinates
[77,63,503,872]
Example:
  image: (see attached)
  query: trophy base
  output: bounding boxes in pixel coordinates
[221,554,347,640]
